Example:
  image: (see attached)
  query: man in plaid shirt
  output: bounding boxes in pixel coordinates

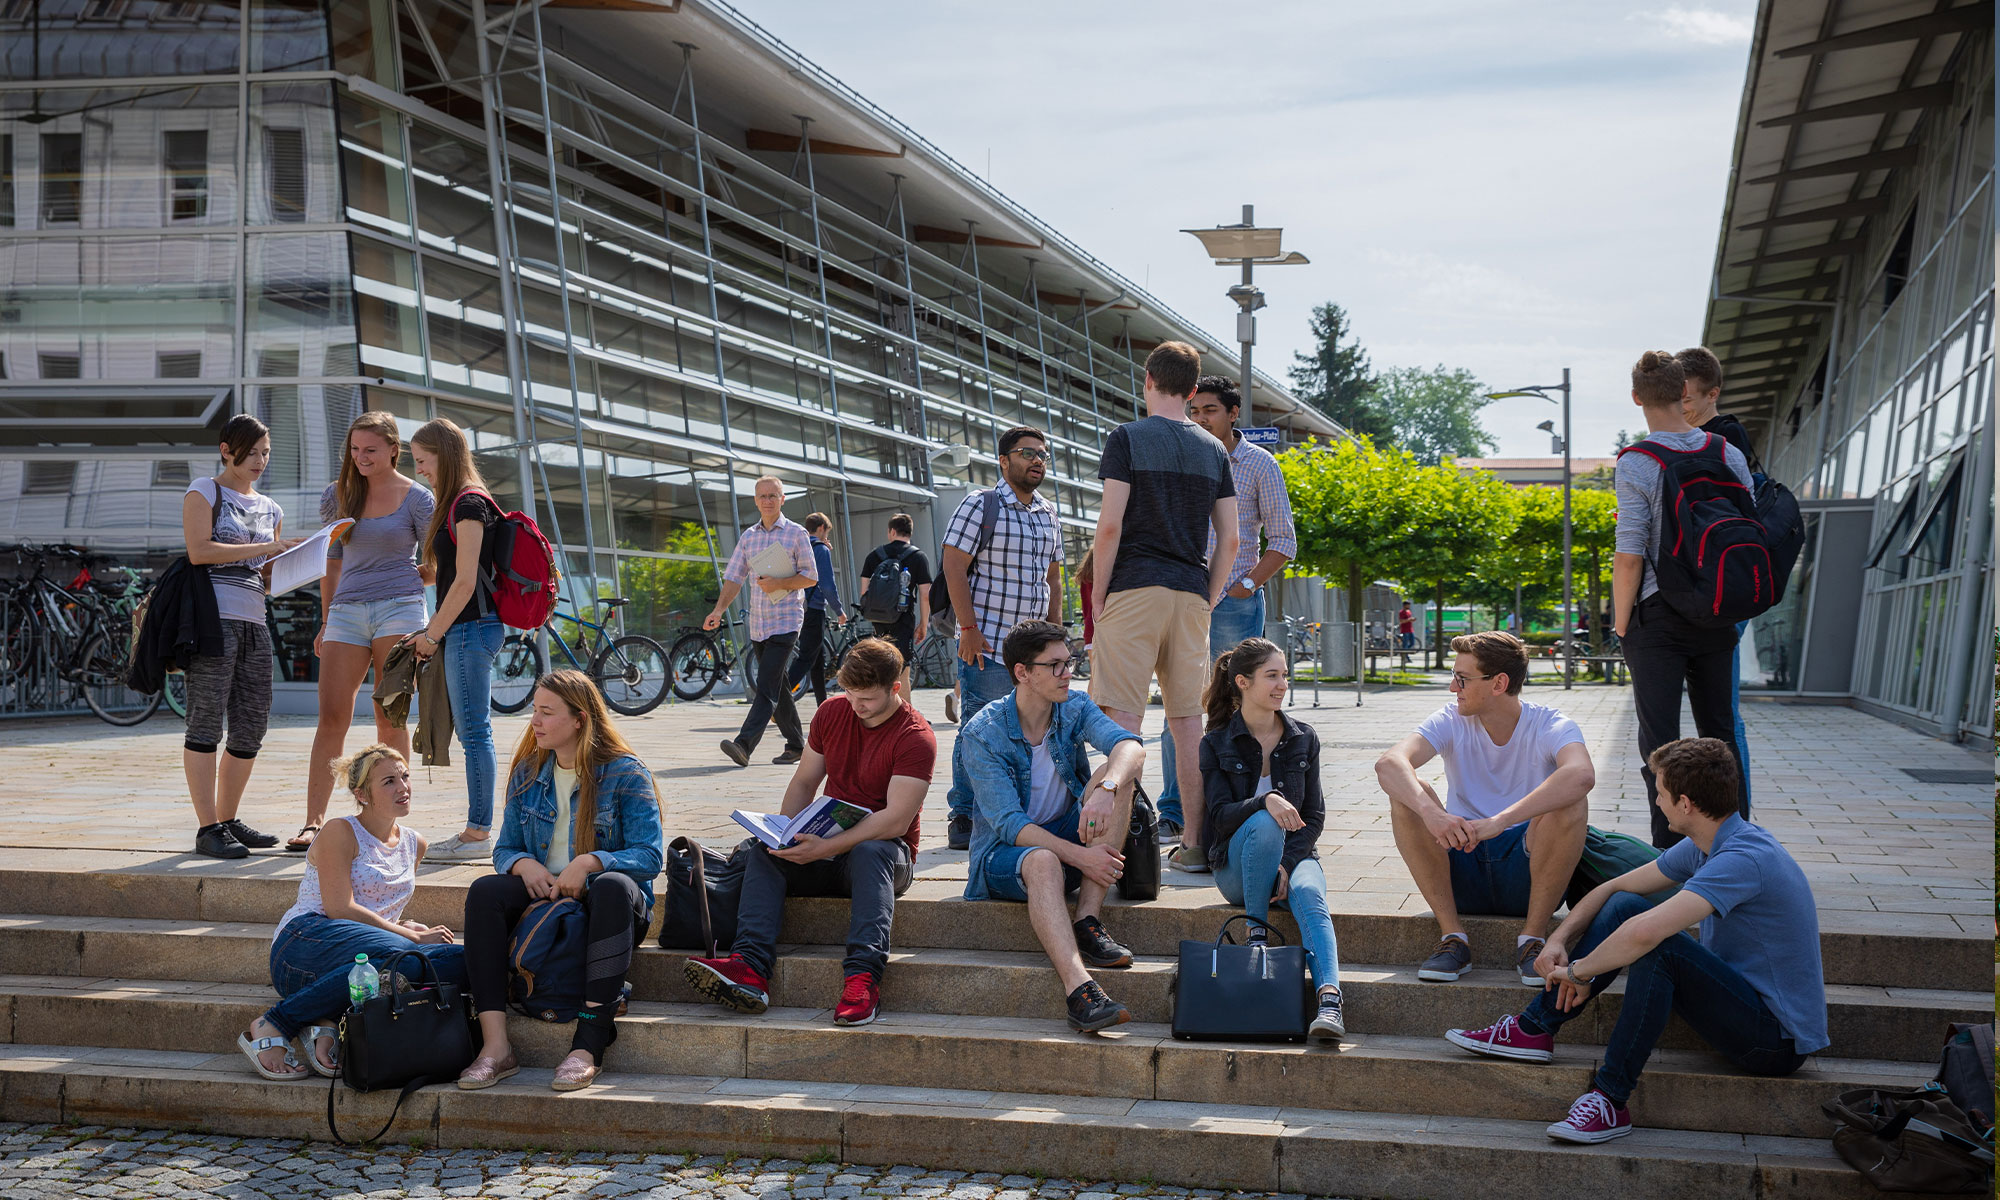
[706,476,818,767]
[938,426,1064,850]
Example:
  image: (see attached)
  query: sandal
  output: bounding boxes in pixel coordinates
[304,1024,340,1078]
[236,1030,310,1081]
[284,824,320,853]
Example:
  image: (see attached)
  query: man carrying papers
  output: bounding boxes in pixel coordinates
[685,638,936,1027]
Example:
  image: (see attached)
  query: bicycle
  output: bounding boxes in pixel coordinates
[910,627,957,691]
[1280,615,1323,679]
[488,597,671,717]
[0,545,160,725]
[666,609,754,702]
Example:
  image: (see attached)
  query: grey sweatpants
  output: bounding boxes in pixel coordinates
[183,619,274,757]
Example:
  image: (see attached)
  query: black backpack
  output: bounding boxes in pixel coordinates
[859,542,915,624]
[931,487,1003,628]
[1619,435,1799,627]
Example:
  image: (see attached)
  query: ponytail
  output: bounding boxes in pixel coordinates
[1203,636,1284,732]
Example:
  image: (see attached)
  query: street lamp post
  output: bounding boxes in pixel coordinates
[1181,207,1309,427]
[1485,369,1573,689]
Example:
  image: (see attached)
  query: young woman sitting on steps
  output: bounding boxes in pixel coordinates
[238,745,465,1080]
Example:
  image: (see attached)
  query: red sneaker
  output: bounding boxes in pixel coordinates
[1546,1088,1632,1143]
[833,973,880,1027]
[1443,1013,1554,1063]
[683,954,769,1014]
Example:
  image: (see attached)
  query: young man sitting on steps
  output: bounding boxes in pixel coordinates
[684,638,936,1028]
[1375,630,1592,988]
[960,620,1146,1033]
[1444,737,1827,1145]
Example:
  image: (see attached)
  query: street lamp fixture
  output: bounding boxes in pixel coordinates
[1181,206,1310,427]
[1483,370,1575,688]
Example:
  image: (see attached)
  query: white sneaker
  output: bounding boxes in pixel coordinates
[426,834,493,863]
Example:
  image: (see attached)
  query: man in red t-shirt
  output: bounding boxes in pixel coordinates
[685,638,936,1027]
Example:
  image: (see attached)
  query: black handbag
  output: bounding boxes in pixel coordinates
[1171,915,1312,1043]
[325,949,478,1145]
[657,835,748,957]
[1118,784,1160,902]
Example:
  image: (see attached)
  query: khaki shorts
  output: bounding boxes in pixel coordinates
[1089,586,1213,718]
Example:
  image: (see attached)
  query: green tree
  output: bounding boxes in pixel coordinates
[1288,302,1388,440]
[1575,462,1618,492]
[1392,464,1520,660]
[1278,437,1425,622]
[608,522,720,641]
[1373,365,1496,466]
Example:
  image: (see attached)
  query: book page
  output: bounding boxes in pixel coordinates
[266,519,354,597]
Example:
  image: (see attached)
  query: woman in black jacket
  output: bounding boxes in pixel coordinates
[1197,637,1345,1040]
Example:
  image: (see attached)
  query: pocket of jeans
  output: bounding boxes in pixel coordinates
[278,963,319,996]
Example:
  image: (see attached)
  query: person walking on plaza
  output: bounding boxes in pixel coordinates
[939,425,1063,851]
[181,413,301,860]
[1089,341,1238,874]
[1199,637,1345,1040]
[1398,601,1417,652]
[1614,351,1754,848]
[859,513,934,694]
[237,744,464,1080]
[1155,375,1296,843]
[787,512,846,706]
[1445,738,1826,1145]
[401,419,506,862]
[458,670,664,1092]
[1677,345,1757,821]
[960,621,1145,1033]
[684,638,936,1027]
[706,477,818,767]
[293,412,435,854]
[1375,631,1593,987]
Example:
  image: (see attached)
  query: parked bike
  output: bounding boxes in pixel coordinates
[489,597,671,717]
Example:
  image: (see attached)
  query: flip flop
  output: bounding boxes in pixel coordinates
[284,824,320,853]
[236,1031,310,1081]
[304,1025,340,1078]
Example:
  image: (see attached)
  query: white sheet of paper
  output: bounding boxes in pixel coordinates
[746,542,797,580]
[266,519,354,596]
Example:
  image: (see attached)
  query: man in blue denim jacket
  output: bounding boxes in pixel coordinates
[961,621,1146,1032]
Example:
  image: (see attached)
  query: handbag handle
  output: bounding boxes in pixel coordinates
[378,947,447,1017]
[671,835,716,959]
[1213,914,1288,947]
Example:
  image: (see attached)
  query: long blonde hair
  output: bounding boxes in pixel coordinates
[335,411,403,531]
[506,670,657,857]
[411,417,488,571]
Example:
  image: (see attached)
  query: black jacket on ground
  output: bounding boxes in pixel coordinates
[126,557,222,695]
[1199,711,1325,873]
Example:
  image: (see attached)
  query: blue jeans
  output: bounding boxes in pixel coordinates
[948,655,1020,821]
[263,912,468,1040]
[1212,811,1341,990]
[1730,619,1752,815]
[1519,892,1802,1105]
[442,615,505,832]
[1159,588,1266,824]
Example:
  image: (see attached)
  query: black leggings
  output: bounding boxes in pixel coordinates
[464,869,648,1058]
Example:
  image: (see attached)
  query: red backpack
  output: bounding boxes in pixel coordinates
[448,488,561,630]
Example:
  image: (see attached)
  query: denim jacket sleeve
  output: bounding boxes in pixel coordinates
[1200,730,1263,863]
[1280,727,1324,873]
[590,756,664,882]
[491,766,534,877]
[966,721,1034,849]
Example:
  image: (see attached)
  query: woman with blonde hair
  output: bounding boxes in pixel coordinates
[457,670,663,1092]
[400,417,504,861]
[291,412,436,853]
[237,745,465,1081]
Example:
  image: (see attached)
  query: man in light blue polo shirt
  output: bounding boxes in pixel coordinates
[1443,736,1826,1145]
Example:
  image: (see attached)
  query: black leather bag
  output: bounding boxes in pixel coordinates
[326,949,477,1145]
[658,835,748,957]
[1171,915,1312,1043]
[1118,784,1160,902]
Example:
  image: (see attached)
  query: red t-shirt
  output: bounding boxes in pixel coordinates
[1398,608,1414,634]
[806,695,937,856]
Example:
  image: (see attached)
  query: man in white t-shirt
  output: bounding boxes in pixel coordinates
[1375,631,1594,988]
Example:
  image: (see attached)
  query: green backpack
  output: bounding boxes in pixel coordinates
[1564,826,1680,908]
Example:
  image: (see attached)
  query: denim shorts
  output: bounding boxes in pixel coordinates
[1447,820,1533,917]
[323,596,428,648]
[980,801,1085,902]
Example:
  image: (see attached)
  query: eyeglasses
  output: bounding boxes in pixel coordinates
[1449,671,1496,690]
[1027,657,1075,676]
[1008,447,1052,463]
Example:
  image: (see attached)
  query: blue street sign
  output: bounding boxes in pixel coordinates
[1238,426,1282,449]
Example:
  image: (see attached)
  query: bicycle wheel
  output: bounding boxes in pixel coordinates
[164,669,188,719]
[489,634,544,714]
[592,634,671,717]
[911,636,955,690]
[1067,636,1091,681]
[669,632,722,701]
[77,630,161,726]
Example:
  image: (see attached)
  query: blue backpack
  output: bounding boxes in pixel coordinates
[507,898,586,1022]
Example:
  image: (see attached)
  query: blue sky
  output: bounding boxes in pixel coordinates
[732,1,1760,459]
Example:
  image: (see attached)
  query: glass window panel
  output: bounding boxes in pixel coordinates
[0,133,12,227]
[1929,382,1962,457]
[0,1,242,82]
[162,129,209,223]
[409,123,496,263]
[421,254,509,400]
[4,85,239,230]
[352,238,424,384]
[249,82,338,225]
[330,0,398,85]
[250,0,329,73]
[337,92,412,240]
[0,235,236,379]
[38,132,82,225]
[247,231,356,379]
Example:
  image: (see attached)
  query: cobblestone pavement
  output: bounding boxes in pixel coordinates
[0,1123,1353,1200]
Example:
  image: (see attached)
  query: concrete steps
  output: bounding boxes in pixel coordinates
[0,1044,1921,1200]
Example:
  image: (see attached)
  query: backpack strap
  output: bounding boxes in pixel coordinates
[966,486,1004,576]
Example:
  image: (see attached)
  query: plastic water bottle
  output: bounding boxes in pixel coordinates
[346,954,380,1007]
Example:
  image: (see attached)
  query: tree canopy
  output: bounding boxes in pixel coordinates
[1374,365,1497,466]
[1287,302,1389,440]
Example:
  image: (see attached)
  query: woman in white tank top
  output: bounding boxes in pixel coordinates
[236,745,466,1080]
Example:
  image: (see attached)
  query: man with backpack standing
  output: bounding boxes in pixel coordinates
[1613,351,1755,848]
[859,514,934,695]
[938,426,1064,850]
[788,512,846,707]
[707,477,818,768]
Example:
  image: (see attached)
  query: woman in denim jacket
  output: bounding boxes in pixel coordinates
[1198,637,1345,1041]
[457,669,664,1092]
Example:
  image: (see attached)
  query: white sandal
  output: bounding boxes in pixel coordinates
[236,1031,310,1081]
[303,1025,341,1078]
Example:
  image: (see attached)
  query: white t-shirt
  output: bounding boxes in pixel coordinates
[186,477,282,624]
[1025,736,1070,825]
[1414,701,1586,823]
[548,763,576,874]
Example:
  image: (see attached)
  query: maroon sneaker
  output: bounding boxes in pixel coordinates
[833,973,880,1026]
[1546,1088,1632,1143]
[1444,1013,1554,1063]
[683,954,769,1014]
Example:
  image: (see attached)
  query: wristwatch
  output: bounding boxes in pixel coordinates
[1237,576,1256,594]
[1566,963,1594,986]
[1098,780,1117,794]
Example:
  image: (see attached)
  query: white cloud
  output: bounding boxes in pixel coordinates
[1643,6,1754,45]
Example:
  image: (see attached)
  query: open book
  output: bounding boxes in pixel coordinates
[731,796,874,850]
[266,519,355,596]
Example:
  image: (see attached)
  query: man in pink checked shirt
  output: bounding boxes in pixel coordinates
[707,475,818,767]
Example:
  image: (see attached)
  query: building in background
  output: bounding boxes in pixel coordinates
[1698,0,1991,742]
[1448,456,1616,488]
[0,0,1344,713]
